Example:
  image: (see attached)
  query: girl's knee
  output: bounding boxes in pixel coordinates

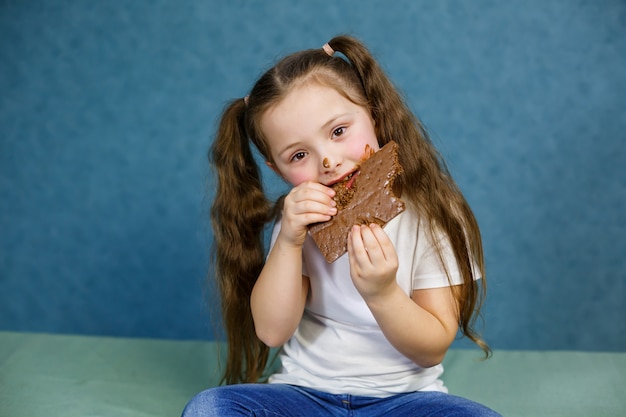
[442,394,502,417]
[181,385,283,417]
[411,392,501,417]
[181,388,228,417]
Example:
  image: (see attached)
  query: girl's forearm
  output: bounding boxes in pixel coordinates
[250,236,309,347]
[364,285,459,368]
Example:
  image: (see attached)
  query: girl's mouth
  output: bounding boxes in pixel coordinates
[342,170,360,189]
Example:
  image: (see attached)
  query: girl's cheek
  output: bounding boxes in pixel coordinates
[349,138,380,161]
[285,171,313,186]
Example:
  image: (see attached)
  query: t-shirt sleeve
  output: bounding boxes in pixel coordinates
[411,221,481,290]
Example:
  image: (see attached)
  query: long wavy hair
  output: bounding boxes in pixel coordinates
[210,35,490,384]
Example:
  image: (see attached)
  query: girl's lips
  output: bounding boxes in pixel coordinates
[328,169,360,188]
[344,170,360,189]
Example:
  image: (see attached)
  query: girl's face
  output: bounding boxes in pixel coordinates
[261,82,379,187]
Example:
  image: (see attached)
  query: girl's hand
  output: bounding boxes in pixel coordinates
[280,181,337,247]
[347,223,399,301]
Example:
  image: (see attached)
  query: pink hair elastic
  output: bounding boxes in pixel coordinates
[322,43,335,56]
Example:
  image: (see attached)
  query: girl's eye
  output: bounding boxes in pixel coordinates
[332,127,346,138]
[290,151,307,162]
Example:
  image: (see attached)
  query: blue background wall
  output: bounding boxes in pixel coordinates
[1,1,624,351]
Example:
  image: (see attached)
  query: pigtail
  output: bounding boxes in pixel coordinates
[330,35,490,357]
[210,98,272,383]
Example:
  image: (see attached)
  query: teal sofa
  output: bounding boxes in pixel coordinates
[1,331,624,416]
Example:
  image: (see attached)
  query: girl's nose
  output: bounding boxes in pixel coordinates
[321,153,341,172]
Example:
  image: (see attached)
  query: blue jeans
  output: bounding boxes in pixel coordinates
[181,383,502,416]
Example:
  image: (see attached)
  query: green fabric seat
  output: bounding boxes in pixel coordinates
[1,331,624,416]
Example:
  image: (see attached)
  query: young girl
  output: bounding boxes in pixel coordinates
[183,35,501,416]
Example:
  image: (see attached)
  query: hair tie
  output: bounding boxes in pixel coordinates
[322,43,335,57]
[243,95,249,106]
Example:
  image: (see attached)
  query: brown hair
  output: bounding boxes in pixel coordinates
[209,35,489,385]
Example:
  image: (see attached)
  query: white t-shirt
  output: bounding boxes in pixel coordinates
[267,206,472,397]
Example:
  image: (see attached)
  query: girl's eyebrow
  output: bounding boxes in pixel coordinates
[276,142,303,159]
[320,113,350,133]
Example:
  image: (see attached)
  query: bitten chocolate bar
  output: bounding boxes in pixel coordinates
[309,141,405,263]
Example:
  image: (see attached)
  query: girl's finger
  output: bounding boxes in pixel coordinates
[358,224,385,263]
[293,181,336,203]
[367,223,395,261]
[348,225,367,258]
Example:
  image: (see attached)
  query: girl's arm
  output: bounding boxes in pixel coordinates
[251,236,310,347]
[367,285,459,368]
[251,181,336,347]
[348,224,459,368]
